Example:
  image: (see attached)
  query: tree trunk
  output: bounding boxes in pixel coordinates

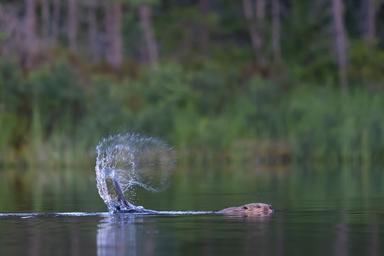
[41,0,50,39]
[105,2,123,70]
[271,0,282,63]
[363,0,376,45]
[243,0,259,51]
[199,0,210,55]
[87,5,99,62]
[67,0,78,53]
[24,0,38,69]
[52,0,61,43]
[138,4,159,68]
[255,0,265,23]
[331,0,348,90]
[242,0,264,64]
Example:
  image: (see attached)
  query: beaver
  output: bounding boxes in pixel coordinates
[111,177,273,217]
[217,203,273,217]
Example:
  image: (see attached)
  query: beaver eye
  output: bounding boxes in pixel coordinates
[243,206,248,210]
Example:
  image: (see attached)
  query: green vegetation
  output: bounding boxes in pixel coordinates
[1,58,384,166]
[1,0,384,166]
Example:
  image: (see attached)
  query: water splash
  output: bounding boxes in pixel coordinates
[95,133,175,212]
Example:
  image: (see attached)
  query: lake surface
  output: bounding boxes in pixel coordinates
[0,163,383,255]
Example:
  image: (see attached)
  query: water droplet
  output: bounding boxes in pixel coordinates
[95,133,175,212]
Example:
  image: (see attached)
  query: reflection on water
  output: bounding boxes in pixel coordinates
[96,213,274,256]
[0,209,381,256]
[97,215,154,256]
[97,215,137,256]
[0,164,383,255]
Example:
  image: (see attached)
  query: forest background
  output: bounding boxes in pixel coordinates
[0,0,384,167]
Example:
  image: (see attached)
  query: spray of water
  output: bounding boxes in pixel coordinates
[95,133,175,212]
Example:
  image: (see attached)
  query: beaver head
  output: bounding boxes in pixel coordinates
[218,203,273,217]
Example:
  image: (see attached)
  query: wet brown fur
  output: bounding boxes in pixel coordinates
[217,203,273,217]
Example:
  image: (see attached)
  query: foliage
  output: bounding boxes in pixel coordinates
[1,58,384,166]
[1,0,384,166]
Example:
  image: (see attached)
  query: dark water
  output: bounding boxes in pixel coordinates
[0,164,383,255]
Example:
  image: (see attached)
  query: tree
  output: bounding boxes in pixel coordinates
[41,0,50,40]
[242,0,266,65]
[67,0,78,52]
[363,0,376,45]
[105,1,123,70]
[52,0,61,43]
[198,0,210,55]
[24,0,38,69]
[87,2,100,62]
[271,0,282,63]
[138,2,159,68]
[331,0,348,90]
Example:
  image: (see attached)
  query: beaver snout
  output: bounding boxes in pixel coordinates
[263,204,273,214]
